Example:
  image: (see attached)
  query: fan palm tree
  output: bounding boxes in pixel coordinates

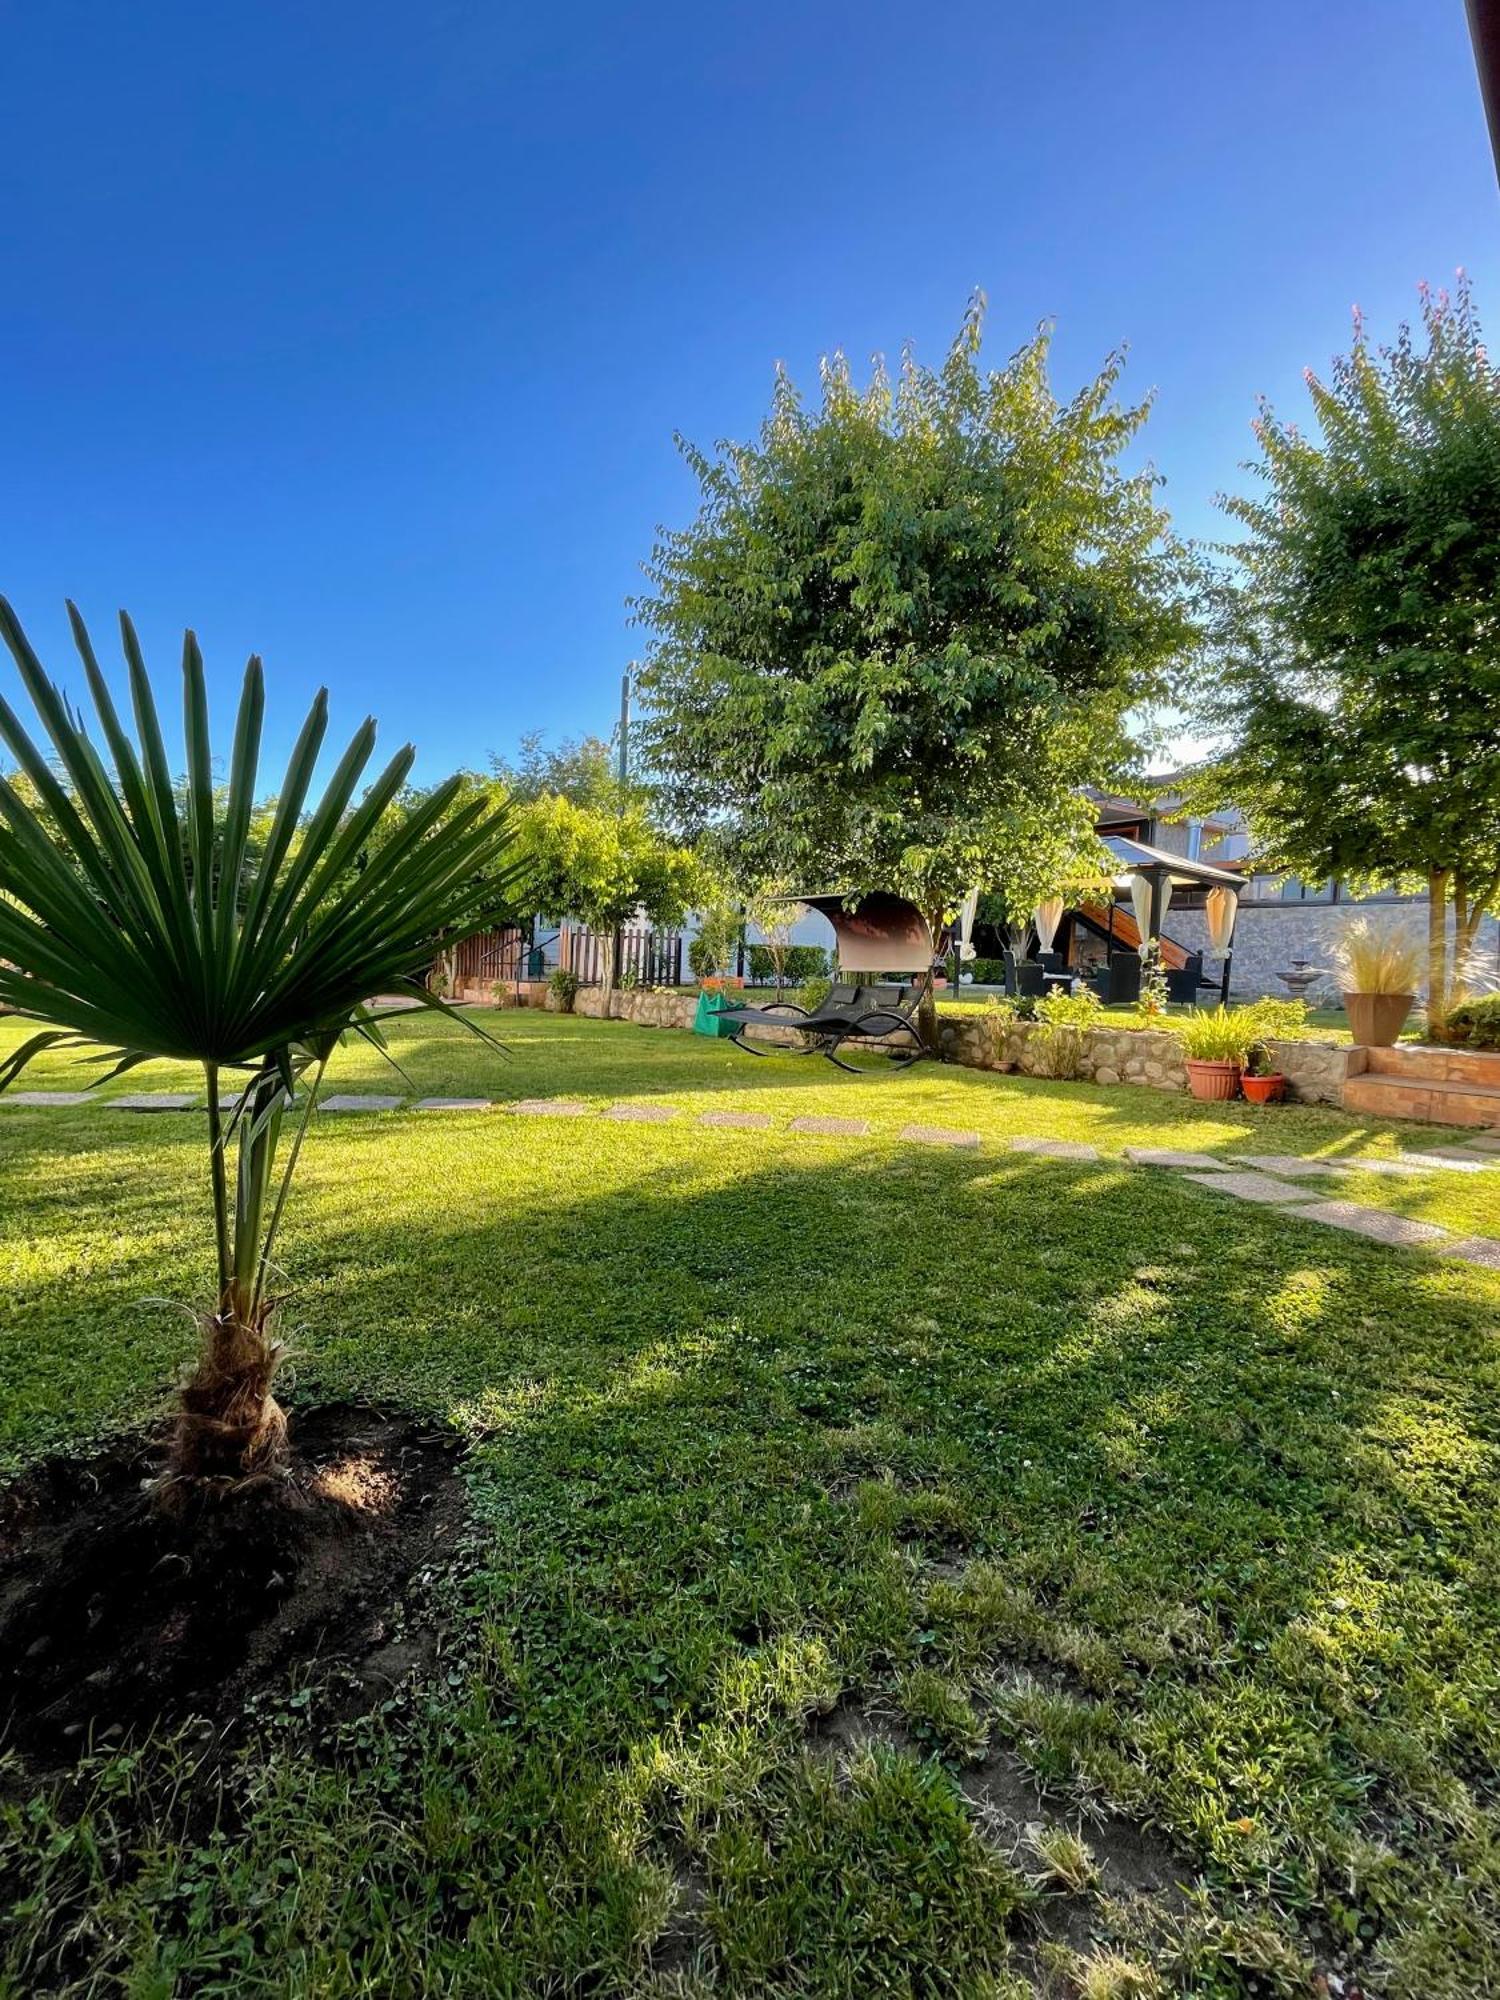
[0,598,527,1490]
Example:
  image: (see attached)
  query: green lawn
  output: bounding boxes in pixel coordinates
[3,1011,1499,1996]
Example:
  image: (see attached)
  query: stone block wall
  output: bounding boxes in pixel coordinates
[572,987,699,1030]
[1168,901,1500,1005]
[939,1011,1350,1104]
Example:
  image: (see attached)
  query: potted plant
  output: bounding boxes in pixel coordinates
[1173,1005,1255,1101]
[1241,1043,1286,1104]
[1333,918,1422,1047]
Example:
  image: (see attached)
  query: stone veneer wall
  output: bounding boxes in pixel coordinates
[1168,901,1500,1005]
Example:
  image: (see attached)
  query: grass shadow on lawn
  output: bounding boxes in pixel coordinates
[5,1123,1496,1995]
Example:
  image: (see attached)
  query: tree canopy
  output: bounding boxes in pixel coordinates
[1189,278,1500,1002]
[631,296,1194,983]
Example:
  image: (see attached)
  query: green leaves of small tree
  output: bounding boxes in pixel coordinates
[1189,279,1500,1005]
[512,794,706,987]
[632,294,1194,1035]
[0,599,526,1486]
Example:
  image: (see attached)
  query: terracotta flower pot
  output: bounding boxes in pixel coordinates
[1344,991,1413,1048]
[1185,1057,1242,1102]
[1241,1072,1285,1105]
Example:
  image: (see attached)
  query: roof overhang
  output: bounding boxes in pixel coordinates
[1103,834,1242,891]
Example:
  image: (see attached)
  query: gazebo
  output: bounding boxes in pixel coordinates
[1099,833,1242,1002]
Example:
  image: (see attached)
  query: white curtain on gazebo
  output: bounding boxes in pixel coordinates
[1205,885,1238,954]
[1129,873,1152,953]
[1033,896,1065,954]
[1129,873,1174,955]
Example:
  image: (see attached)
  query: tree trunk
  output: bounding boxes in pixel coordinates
[916,907,946,1052]
[1427,869,1450,1016]
[172,1281,287,1486]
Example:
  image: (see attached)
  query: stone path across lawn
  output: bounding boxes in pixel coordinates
[1125,1147,1231,1170]
[1183,1171,1323,1206]
[900,1123,982,1149]
[1442,1236,1500,1271]
[1291,1200,1452,1248]
[6,1081,1498,1274]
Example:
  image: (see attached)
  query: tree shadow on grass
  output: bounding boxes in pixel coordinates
[5,1124,1496,1993]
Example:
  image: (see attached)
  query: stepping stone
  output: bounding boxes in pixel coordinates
[900,1123,981,1149]
[790,1115,870,1137]
[414,1097,492,1111]
[0,1090,92,1106]
[1439,1236,1500,1272]
[1397,1150,1490,1174]
[107,1093,197,1112]
[1290,1200,1450,1248]
[1462,1132,1500,1153]
[509,1099,590,1117]
[1010,1137,1097,1161]
[1416,1143,1499,1164]
[1230,1154,1346,1179]
[604,1103,678,1123]
[320,1094,403,1113]
[1126,1147,1232,1170]
[1182,1171,1321,1205]
[1310,1156,1427,1178]
[699,1109,774,1131]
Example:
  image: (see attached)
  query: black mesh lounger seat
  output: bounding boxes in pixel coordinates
[722,980,927,1072]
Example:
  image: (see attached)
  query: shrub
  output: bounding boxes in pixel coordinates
[968,955,1008,985]
[547,967,582,1012]
[1439,992,1500,1049]
[1240,996,1310,1041]
[747,942,827,985]
[796,974,832,1014]
[1031,987,1101,1079]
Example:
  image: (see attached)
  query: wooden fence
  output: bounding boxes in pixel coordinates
[559,926,683,987]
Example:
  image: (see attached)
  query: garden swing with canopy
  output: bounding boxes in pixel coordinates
[713,892,938,1073]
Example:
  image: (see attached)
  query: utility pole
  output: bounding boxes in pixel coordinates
[617,670,631,787]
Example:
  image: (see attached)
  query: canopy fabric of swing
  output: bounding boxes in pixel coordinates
[787,892,935,975]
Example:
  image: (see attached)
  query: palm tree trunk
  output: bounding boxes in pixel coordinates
[174,1283,288,1483]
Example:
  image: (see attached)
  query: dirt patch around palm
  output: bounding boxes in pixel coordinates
[0,1404,468,1777]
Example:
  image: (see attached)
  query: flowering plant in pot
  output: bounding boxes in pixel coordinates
[1172,1006,1257,1101]
[1333,918,1421,1047]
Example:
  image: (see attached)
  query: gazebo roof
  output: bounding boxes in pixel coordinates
[1102,834,1242,892]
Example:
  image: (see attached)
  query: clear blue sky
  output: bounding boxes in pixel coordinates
[2,0,1494,784]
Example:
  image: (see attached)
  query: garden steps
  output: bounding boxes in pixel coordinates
[1343,1044,1500,1128]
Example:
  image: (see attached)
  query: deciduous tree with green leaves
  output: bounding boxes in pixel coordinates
[513,793,706,990]
[1189,278,1500,1007]
[632,295,1193,1042]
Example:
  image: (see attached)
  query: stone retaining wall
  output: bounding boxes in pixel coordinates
[508,983,1356,1106]
[572,986,699,1030]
